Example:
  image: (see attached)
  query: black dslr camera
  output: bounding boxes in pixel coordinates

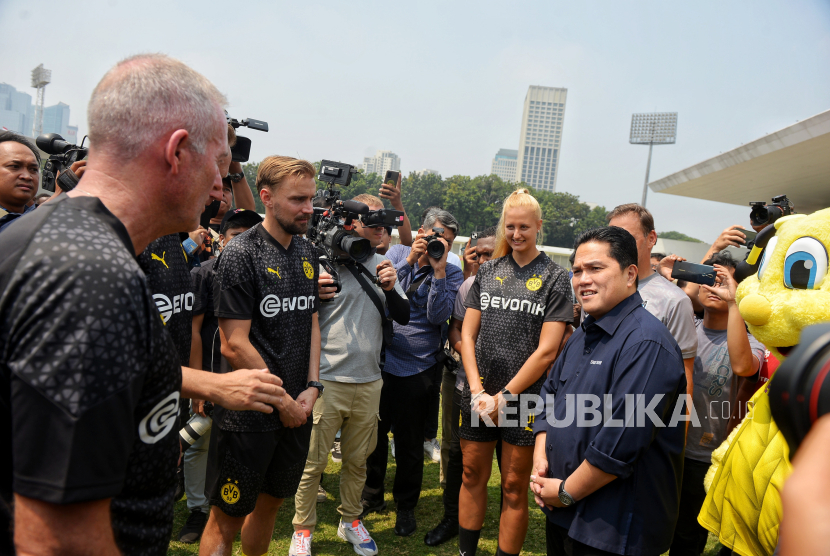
[226,113,268,163]
[749,194,794,228]
[770,323,830,455]
[37,133,88,192]
[425,227,447,259]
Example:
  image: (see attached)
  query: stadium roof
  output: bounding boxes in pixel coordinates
[649,109,830,214]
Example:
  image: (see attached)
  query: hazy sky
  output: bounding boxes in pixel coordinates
[2,0,828,242]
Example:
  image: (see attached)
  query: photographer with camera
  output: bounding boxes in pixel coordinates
[0,54,287,556]
[360,209,463,536]
[0,131,40,234]
[201,155,322,556]
[664,252,765,556]
[290,193,409,556]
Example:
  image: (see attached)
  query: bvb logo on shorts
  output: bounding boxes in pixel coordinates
[526,275,543,291]
[221,479,240,505]
[303,259,314,280]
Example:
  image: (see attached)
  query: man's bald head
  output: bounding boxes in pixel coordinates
[87,54,227,159]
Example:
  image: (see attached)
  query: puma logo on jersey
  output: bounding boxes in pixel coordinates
[260,294,316,317]
[267,267,281,279]
[495,277,504,285]
[151,252,169,269]
[479,292,544,316]
[153,293,194,323]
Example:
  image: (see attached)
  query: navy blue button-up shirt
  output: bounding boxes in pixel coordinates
[384,244,463,377]
[534,291,686,556]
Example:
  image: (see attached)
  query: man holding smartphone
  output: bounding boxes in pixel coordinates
[379,171,413,247]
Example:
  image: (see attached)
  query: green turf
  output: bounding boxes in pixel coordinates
[169,437,724,555]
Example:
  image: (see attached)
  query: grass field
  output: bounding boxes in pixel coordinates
[168,433,726,555]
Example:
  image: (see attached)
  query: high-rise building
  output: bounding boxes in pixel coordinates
[0,83,35,136]
[490,148,518,182]
[416,169,439,177]
[516,86,567,192]
[42,102,71,137]
[360,150,401,177]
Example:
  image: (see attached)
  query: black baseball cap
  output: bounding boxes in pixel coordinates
[220,209,263,235]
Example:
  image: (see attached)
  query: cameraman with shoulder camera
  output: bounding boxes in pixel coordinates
[361,209,463,537]
[0,131,39,234]
[290,193,409,556]
[0,54,286,556]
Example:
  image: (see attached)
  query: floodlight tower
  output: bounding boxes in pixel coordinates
[629,112,677,207]
[30,64,52,138]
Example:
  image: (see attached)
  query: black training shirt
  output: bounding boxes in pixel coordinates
[465,252,573,395]
[0,195,182,556]
[192,257,222,372]
[213,223,318,432]
[137,234,194,368]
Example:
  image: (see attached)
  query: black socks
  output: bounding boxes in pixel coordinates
[496,547,519,556]
[458,526,481,556]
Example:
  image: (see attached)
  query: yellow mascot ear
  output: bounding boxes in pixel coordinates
[774,213,805,229]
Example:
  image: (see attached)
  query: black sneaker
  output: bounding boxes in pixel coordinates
[359,498,387,519]
[424,516,458,546]
[178,508,208,543]
[395,509,417,537]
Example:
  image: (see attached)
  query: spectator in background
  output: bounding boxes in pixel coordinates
[179,208,263,544]
[207,161,257,234]
[377,226,392,255]
[607,204,697,418]
[378,170,413,247]
[361,209,463,537]
[0,131,39,233]
[667,252,764,556]
[424,225,497,547]
[34,193,52,206]
[650,252,666,272]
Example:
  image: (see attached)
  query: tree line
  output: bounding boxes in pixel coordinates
[242,162,612,249]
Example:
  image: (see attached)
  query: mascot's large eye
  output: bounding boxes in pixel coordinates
[758,236,779,281]
[784,237,828,290]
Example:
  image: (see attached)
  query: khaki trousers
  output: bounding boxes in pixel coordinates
[293,378,382,531]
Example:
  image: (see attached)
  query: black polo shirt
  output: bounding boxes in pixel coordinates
[534,292,686,556]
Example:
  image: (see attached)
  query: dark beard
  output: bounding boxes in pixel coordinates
[276,214,308,235]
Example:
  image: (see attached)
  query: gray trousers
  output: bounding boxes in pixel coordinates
[184,425,211,512]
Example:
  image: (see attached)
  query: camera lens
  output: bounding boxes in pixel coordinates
[769,322,830,454]
[750,206,770,227]
[427,238,445,259]
[339,234,371,263]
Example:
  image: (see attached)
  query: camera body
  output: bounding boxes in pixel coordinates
[425,227,447,259]
[750,194,794,228]
[36,133,88,192]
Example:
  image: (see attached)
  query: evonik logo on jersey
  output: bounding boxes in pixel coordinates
[153,293,194,323]
[480,292,544,316]
[260,294,316,317]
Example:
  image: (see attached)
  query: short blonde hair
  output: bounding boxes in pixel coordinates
[494,188,542,258]
[351,194,384,208]
[256,156,316,193]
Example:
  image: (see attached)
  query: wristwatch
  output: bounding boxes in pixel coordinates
[500,387,512,397]
[307,381,324,396]
[228,172,245,183]
[558,478,575,507]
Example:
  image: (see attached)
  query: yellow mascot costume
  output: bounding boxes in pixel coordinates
[698,207,830,556]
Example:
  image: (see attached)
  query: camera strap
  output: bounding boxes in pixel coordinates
[343,262,394,347]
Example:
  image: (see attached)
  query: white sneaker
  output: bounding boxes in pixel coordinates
[424,438,440,462]
[289,529,313,556]
[338,519,379,556]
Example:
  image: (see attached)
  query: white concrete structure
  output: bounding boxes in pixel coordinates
[360,150,401,177]
[490,148,518,182]
[649,109,830,215]
[416,168,440,177]
[516,86,567,192]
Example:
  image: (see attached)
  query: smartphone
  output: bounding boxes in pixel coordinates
[383,170,400,187]
[671,261,716,286]
[736,227,758,243]
[470,232,479,248]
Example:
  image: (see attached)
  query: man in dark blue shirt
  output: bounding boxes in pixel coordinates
[531,226,687,556]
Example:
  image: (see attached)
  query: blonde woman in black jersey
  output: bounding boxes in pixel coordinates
[458,189,573,556]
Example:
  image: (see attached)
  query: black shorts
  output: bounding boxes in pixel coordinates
[206,421,313,517]
[459,383,541,447]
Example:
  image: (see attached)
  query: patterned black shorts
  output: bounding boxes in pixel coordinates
[459,388,541,447]
[206,421,313,517]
